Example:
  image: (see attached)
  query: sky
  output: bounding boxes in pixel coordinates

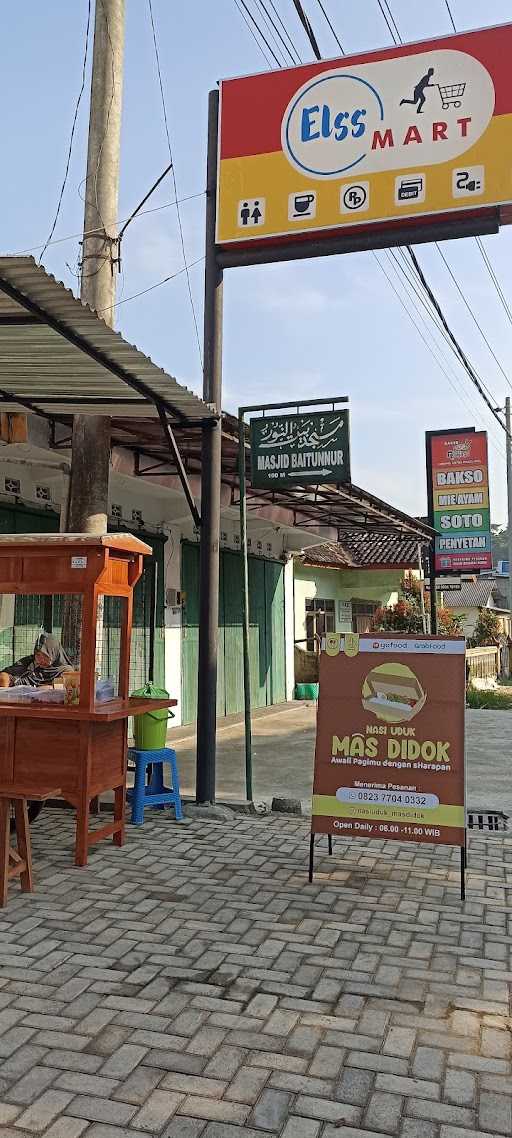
[2,0,512,525]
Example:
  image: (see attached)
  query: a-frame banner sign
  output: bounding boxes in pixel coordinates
[311,633,466,891]
[217,23,512,250]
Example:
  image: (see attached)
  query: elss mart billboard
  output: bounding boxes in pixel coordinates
[217,23,512,247]
[426,429,492,572]
[313,634,466,849]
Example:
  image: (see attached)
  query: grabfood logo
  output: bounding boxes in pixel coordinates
[281,49,495,179]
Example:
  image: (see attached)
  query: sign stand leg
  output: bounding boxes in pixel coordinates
[460,846,466,901]
[328,834,333,855]
[308,834,315,883]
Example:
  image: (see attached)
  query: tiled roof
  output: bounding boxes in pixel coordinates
[443,579,509,610]
[300,532,422,570]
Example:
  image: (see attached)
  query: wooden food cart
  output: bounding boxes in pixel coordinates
[0,534,175,865]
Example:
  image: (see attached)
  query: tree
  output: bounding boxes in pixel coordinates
[491,525,508,566]
[373,576,463,636]
[468,608,501,647]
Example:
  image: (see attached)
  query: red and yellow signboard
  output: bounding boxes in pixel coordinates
[427,429,492,572]
[313,634,466,848]
[217,24,512,248]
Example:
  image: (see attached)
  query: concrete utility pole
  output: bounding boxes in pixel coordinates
[196,90,223,804]
[506,397,512,619]
[66,0,125,534]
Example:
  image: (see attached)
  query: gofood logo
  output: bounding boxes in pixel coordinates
[281,49,495,179]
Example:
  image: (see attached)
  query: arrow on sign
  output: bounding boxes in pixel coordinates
[287,469,333,477]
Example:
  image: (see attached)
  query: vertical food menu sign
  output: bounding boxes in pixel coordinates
[427,429,492,572]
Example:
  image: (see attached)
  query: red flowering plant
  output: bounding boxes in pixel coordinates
[372,577,463,636]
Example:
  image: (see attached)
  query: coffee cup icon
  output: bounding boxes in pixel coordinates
[293,192,315,216]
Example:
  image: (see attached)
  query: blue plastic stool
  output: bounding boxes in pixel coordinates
[127,747,183,826]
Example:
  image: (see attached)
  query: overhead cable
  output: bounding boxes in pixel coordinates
[441,3,512,330]
[315,0,345,53]
[406,247,508,436]
[291,0,322,58]
[475,237,512,328]
[14,192,205,258]
[39,0,92,264]
[374,251,506,460]
[255,0,297,64]
[376,0,512,434]
[376,0,400,44]
[105,256,205,313]
[235,0,283,65]
[147,0,203,366]
[389,247,502,407]
[434,243,512,392]
[267,0,303,62]
[444,0,457,33]
[232,0,275,66]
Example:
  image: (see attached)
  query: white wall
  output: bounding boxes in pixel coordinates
[294,562,401,643]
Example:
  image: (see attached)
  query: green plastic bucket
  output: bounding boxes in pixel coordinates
[131,681,173,750]
[295,682,319,701]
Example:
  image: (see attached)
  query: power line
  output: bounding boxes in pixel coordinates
[105,256,205,312]
[380,0,401,42]
[444,0,457,32]
[255,0,296,64]
[147,0,203,366]
[39,0,92,264]
[267,0,303,62]
[385,248,507,452]
[13,192,205,258]
[441,1,512,330]
[407,246,508,436]
[291,0,322,58]
[232,0,275,66]
[390,246,502,409]
[434,243,512,391]
[234,0,283,65]
[376,0,512,432]
[374,251,506,460]
[315,0,345,53]
[118,163,173,241]
[475,237,512,328]
[376,0,400,43]
[285,0,510,443]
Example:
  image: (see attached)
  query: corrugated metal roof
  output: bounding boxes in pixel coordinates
[443,579,501,608]
[300,532,423,569]
[0,256,212,422]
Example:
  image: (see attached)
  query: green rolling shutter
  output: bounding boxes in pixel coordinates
[180,541,286,725]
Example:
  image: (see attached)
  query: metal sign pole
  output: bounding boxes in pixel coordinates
[506,397,512,620]
[196,89,223,804]
[425,433,437,634]
[238,409,253,801]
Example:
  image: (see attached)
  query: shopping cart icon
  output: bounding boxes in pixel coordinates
[438,82,466,110]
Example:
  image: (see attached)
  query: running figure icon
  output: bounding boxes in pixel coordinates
[400,67,435,113]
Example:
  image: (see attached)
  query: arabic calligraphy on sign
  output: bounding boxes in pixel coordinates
[259,414,345,451]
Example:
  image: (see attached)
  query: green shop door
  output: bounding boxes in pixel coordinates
[180,541,286,725]
[102,529,166,692]
[0,503,59,667]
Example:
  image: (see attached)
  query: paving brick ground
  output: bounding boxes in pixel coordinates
[0,809,510,1137]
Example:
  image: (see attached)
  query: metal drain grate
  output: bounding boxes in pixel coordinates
[468,811,508,831]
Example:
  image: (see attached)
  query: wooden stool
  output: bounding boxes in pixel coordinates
[0,786,60,907]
